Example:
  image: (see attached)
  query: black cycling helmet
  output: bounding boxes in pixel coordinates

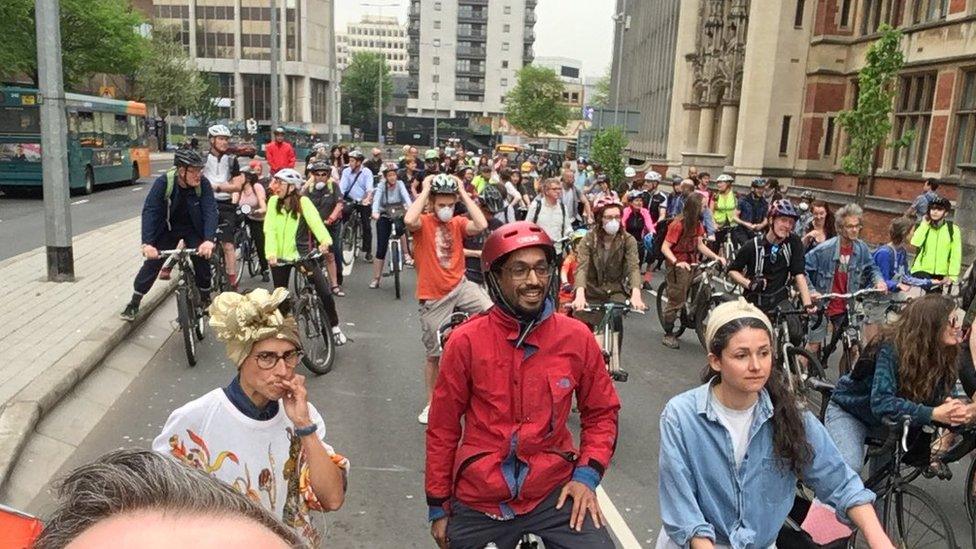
[751,178,768,188]
[929,196,952,211]
[308,159,331,173]
[174,149,206,168]
[480,184,507,214]
[768,199,800,220]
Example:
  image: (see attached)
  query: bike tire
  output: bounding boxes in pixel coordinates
[292,269,336,375]
[655,280,686,337]
[244,239,259,278]
[788,346,829,422]
[850,483,956,549]
[693,294,731,350]
[966,453,976,523]
[391,241,401,300]
[176,288,197,367]
[341,222,357,267]
[234,241,244,283]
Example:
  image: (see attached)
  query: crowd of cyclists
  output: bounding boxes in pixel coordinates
[24,120,958,548]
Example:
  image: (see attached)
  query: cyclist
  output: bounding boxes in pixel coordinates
[905,177,941,220]
[909,196,961,292]
[121,149,216,321]
[731,178,769,248]
[369,162,413,289]
[265,168,346,346]
[339,150,376,262]
[660,193,726,349]
[526,177,573,247]
[804,204,887,361]
[560,167,592,229]
[423,148,442,175]
[728,199,814,316]
[865,217,915,341]
[710,174,738,255]
[301,160,345,296]
[234,163,270,282]
[404,174,492,425]
[641,171,668,225]
[622,190,655,277]
[801,199,835,253]
[574,157,592,193]
[427,222,619,549]
[587,174,618,203]
[462,195,504,286]
[265,127,296,174]
[204,124,245,290]
[471,164,492,194]
[794,190,816,237]
[657,299,890,549]
[559,229,588,314]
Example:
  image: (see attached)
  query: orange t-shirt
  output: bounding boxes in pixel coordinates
[412,213,469,301]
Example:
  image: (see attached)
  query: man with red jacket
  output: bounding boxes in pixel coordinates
[426,221,620,549]
[264,127,295,174]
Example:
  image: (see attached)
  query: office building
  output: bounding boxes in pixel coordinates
[535,56,585,108]
[336,15,409,75]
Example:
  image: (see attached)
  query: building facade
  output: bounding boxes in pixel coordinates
[336,15,409,75]
[535,56,586,108]
[406,0,538,118]
[150,0,339,131]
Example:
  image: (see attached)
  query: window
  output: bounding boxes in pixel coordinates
[242,73,271,121]
[434,20,441,29]
[434,1,441,10]
[502,42,510,51]
[503,23,511,32]
[794,0,805,27]
[571,92,579,102]
[504,6,511,14]
[432,92,439,101]
[501,94,506,103]
[433,56,440,65]
[823,116,836,156]
[502,60,509,69]
[433,74,440,83]
[912,0,947,23]
[859,0,899,36]
[891,73,936,172]
[501,78,508,86]
[953,71,976,170]
[779,116,791,155]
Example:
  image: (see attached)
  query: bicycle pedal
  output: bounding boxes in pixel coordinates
[611,370,629,382]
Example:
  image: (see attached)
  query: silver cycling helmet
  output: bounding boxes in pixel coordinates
[274,168,305,186]
[207,124,232,138]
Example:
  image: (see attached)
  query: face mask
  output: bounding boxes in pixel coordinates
[315,182,326,190]
[437,206,453,222]
[603,219,620,235]
[798,201,809,212]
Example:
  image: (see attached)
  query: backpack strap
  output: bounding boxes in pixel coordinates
[530,196,542,224]
[753,235,765,276]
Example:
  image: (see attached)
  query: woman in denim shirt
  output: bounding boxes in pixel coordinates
[657,299,892,549]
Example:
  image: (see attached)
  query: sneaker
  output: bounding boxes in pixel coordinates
[158,267,173,281]
[369,278,380,289]
[120,303,139,321]
[364,252,374,262]
[662,335,680,349]
[332,326,348,346]
[261,271,270,283]
[417,404,430,425]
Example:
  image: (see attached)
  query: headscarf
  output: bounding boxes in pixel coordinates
[208,288,301,367]
[704,298,774,351]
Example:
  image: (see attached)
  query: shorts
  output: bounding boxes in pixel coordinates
[216,201,239,244]
[807,312,845,344]
[863,294,901,325]
[419,278,492,357]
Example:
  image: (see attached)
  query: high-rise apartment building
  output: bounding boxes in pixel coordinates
[337,15,408,75]
[406,0,538,118]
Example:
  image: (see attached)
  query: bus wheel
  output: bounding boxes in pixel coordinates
[82,166,94,195]
[129,163,140,185]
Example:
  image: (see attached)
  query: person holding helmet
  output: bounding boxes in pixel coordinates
[462,194,505,286]
[710,174,739,254]
[728,199,815,316]
[121,150,217,321]
[731,178,770,247]
[910,196,961,292]
[302,159,345,294]
[423,148,442,175]
[339,149,376,261]
[204,124,246,290]
[265,127,296,174]
[404,173,492,424]
[369,162,414,288]
[265,168,346,345]
[426,221,620,549]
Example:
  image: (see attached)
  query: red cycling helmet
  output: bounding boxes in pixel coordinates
[248,159,264,176]
[481,221,555,273]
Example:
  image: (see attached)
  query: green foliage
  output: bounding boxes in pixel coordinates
[0,0,149,88]
[837,25,908,200]
[505,65,571,137]
[134,28,211,120]
[340,52,393,130]
[591,126,627,190]
[590,66,611,107]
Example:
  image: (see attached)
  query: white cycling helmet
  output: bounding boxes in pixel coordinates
[273,168,304,186]
[643,170,661,182]
[624,167,637,178]
[716,173,735,183]
[208,124,232,138]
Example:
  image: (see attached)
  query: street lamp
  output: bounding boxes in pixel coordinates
[362,2,397,144]
[611,0,630,127]
[420,38,452,147]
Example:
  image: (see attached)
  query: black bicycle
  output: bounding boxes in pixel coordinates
[815,288,886,376]
[582,301,645,382]
[936,422,976,548]
[160,249,207,367]
[381,210,406,300]
[655,260,732,348]
[766,302,830,421]
[279,251,336,375]
[341,200,366,269]
[237,204,262,279]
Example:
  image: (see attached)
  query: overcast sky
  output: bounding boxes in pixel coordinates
[333,0,615,78]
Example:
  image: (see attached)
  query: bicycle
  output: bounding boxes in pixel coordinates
[235,204,263,279]
[278,250,336,375]
[654,260,733,349]
[813,288,886,376]
[437,311,472,353]
[765,301,830,421]
[380,209,406,300]
[341,200,366,270]
[211,211,246,293]
[159,249,207,367]
[582,301,645,382]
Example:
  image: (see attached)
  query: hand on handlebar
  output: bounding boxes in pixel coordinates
[676,261,692,271]
[933,398,969,426]
[630,294,647,312]
[371,212,380,221]
[572,293,588,312]
[317,242,331,255]
[874,280,889,293]
[197,241,215,259]
[142,244,159,260]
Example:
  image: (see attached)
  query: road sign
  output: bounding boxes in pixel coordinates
[245,118,258,135]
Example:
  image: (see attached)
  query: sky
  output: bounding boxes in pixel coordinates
[333,0,615,79]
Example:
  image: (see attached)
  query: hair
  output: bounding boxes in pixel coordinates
[926,178,940,191]
[871,294,959,403]
[33,449,303,549]
[498,167,512,182]
[275,185,302,217]
[544,177,561,191]
[809,200,836,239]
[888,216,914,245]
[677,192,704,246]
[834,203,863,234]
[510,170,522,184]
[703,318,813,477]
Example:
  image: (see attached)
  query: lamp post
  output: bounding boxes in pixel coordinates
[611,0,629,128]
[362,2,397,144]
[270,0,279,131]
[420,39,452,147]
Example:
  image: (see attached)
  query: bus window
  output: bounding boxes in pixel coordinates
[68,111,78,135]
[97,112,114,147]
[78,111,96,146]
[129,115,146,147]
[0,107,40,134]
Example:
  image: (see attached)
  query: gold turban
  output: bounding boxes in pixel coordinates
[208,288,301,367]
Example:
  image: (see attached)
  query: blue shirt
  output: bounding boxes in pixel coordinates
[339,166,375,202]
[737,194,768,225]
[659,382,873,548]
[372,180,413,215]
[871,244,909,292]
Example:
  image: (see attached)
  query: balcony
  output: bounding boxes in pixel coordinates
[408,59,419,72]
[457,30,487,42]
[458,0,488,5]
[457,9,487,23]
[525,0,537,8]
[523,29,535,42]
[456,66,485,78]
[523,46,534,63]
[524,11,537,25]
[456,44,487,58]
[455,80,485,94]
[408,21,420,35]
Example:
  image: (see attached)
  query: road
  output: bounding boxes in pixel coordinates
[0,157,173,261]
[18,261,976,548]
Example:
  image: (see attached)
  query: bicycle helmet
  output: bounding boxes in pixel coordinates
[929,196,952,211]
[571,228,588,244]
[308,159,331,173]
[207,124,231,138]
[312,141,327,152]
[592,196,623,216]
[381,162,399,175]
[800,190,815,202]
[768,198,800,220]
[424,149,440,161]
[644,170,662,182]
[480,185,507,214]
[174,149,206,168]
[624,167,637,178]
[273,168,305,186]
[716,174,734,183]
[347,149,365,161]
[273,127,285,134]
[626,189,644,201]
[751,177,768,188]
[430,173,459,196]
[481,221,555,274]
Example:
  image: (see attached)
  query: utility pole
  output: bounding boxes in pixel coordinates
[270,0,280,132]
[612,0,628,127]
[35,0,74,281]
[362,2,397,144]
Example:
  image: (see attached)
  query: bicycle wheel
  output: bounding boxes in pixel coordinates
[966,454,976,523]
[175,288,197,367]
[391,240,401,300]
[244,237,259,278]
[787,346,828,421]
[851,484,956,549]
[341,221,357,267]
[656,281,687,337]
[293,272,335,375]
[694,294,731,350]
[233,238,244,283]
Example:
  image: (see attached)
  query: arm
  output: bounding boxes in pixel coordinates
[573,236,592,293]
[255,184,268,216]
[286,144,296,168]
[801,414,878,526]
[300,197,332,247]
[624,235,642,294]
[658,407,717,547]
[460,182,488,235]
[298,414,346,511]
[696,237,722,262]
[140,176,167,246]
[950,228,963,282]
[405,175,432,232]
[264,198,279,260]
[874,248,899,292]
[702,208,716,237]
[574,334,621,488]
[727,243,753,289]
[870,344,935,426]
[371,185,385,216]
[199,180,218,241]
[910,221,928,248]
[398,181,414,208]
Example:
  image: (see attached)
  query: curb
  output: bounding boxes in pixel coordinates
[0,278,175,493]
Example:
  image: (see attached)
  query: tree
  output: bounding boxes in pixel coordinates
[340,52,393,132]
[590,126,627,191]
[590,66,612,108]
[837,24,910,205]
[505,65,571,137]
[0,0,149,88]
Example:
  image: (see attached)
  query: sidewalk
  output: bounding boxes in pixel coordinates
[0,217,174,490]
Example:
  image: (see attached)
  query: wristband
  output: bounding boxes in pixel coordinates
[294,423,318,438]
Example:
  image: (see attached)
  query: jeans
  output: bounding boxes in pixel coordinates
[825,401,886,476]
[270,261,339,328]
[374,215,405,261]
[134,230,211,297]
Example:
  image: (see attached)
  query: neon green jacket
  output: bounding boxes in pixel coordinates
[264,195,332,261]
[910,219,961,281]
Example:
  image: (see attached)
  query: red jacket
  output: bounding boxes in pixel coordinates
[265,141,296,174]
[425,305,620,519]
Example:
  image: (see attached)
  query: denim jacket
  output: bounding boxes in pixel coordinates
[804,236,883,295]
[659,382,874,549]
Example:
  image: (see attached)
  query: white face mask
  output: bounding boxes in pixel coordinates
[603,219,620,235]
[437,206,454,222]
[798,201,810,212]
[315,181,326,190]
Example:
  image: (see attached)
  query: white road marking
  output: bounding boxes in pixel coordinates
[155,169,167,174]
[71,199,89,206]
[597,485,643,548]
[131,187,143,192]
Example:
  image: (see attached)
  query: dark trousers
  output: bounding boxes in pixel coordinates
[245,218,269,272]
[134,231,211,297]
[374,216,405,260]
[328,222,343,286]
[446,487,615,549]
[355,203,373,256]
[270,262,339,327]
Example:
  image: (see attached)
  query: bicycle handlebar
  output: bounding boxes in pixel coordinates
[813,288,886,302]
[582,302,646,315]
[276,250,324,266]
[159,249,200,257]
[880,415,913,453]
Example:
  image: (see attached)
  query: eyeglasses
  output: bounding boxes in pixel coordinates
[502,263,553,281]
[253,349,304,370]
[843,223,863,229]
[312,171,329,177]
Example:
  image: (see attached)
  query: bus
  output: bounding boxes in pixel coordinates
[0,86,151,194]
